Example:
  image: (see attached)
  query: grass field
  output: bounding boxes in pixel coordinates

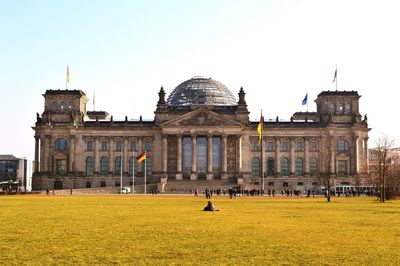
[1,195,399,265]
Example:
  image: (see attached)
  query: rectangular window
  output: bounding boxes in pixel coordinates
[338,160,348,176]
[56,159,66,175]
[281,142,289,152]
[87,141,93,151]
[296,142,303,151]
[130,142,137,151]
[145,141,151,151]
[101,141,108,151]
[251,141,259,151]
[116,141,122,151]
[266,141,274,151]
[345,103,351,113]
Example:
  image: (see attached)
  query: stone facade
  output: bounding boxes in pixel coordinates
[32,78,370,192]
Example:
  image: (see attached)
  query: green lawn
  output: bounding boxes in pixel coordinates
[1,195,399,265]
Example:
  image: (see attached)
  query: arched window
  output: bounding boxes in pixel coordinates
[145,157,152,176]
[60,101,65,112]
[115,157,122,174]
[251,158,260,176]
[337,140,349,151]
[281,157,289,176]
[100,157,109,176]
[310,158,317,176]
[86,156,94,176]
[68,102,73,111]
[295,158,303,176]
[267,158,274,176]
[129,157,138,176]
[55,138,68,150]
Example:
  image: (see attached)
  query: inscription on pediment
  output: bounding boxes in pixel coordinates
[180,112,228,126]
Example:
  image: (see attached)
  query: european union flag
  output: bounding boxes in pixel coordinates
[302,93,308,105]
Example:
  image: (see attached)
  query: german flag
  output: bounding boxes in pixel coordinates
[136,151,146,162]
[257,113,263,145]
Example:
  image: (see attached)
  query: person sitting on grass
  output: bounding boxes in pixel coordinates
[203,201,219,211]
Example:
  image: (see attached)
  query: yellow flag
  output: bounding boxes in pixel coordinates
[257,114,263,145]
[66,65,70,84]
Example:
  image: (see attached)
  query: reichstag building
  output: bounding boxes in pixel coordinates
[32,77,370,191]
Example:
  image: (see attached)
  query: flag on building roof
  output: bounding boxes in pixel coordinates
[332,68,337,83]
[257,113,263,145]
[66,65,70,84]
[136,151,146,162]
[302,93,308,105]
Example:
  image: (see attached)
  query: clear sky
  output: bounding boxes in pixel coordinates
[1,0,399,159]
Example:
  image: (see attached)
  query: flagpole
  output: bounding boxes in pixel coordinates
[335,65,338,91]
[261,110,264,193]
[144,156,147,195]
[66,65,70,90]
[132,152,135,195]
[120,154,123,194]
[307,92,309,113]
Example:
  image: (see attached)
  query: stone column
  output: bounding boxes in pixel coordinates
[330,138,335,174]
[123,138,129,174]
[354,135,359,174]
[236,135,242,174]
[290,139,295,175]
[40,136,45,172]
[190,135,197,180]
[34,136,40,173]
[207,134,213,180]
[221,135,228,180]
[176,135,183,180]
[304,139,310,175]
[275,138,281,176]
[162,135,168,174]
[69,135,75,173]
[109,138,114,175]
[138,137,143,173]
[45,135,52,173]
[364,137,369,174]
[94,137,99,174]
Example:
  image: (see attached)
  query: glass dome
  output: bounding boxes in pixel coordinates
[167,77,237,106]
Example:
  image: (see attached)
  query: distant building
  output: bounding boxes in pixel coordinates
[32,77,370,192]
[0,155,33,191]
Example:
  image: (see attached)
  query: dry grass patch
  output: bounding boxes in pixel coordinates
[1,195,399,265]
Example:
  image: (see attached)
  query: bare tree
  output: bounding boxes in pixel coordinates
[370,136,396,202]
[319,137,334,202]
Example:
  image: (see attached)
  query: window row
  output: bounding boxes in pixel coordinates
[85,140,151,152]
[50,101,74,112]
[85,156,152,176]
[251,140,350,152]
[251,158,318,177]
[252,140,318,152]
[330,102,352,114]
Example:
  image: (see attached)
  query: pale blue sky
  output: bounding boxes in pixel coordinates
[1,0,399,159]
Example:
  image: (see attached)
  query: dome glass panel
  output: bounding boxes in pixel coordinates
[167,77,237,106]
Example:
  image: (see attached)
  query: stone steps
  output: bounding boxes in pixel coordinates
[164,179,238,194]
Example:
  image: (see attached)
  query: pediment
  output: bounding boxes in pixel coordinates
[161,108,243,128]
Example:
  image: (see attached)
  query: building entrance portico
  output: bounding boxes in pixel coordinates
[173,134,223,180]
